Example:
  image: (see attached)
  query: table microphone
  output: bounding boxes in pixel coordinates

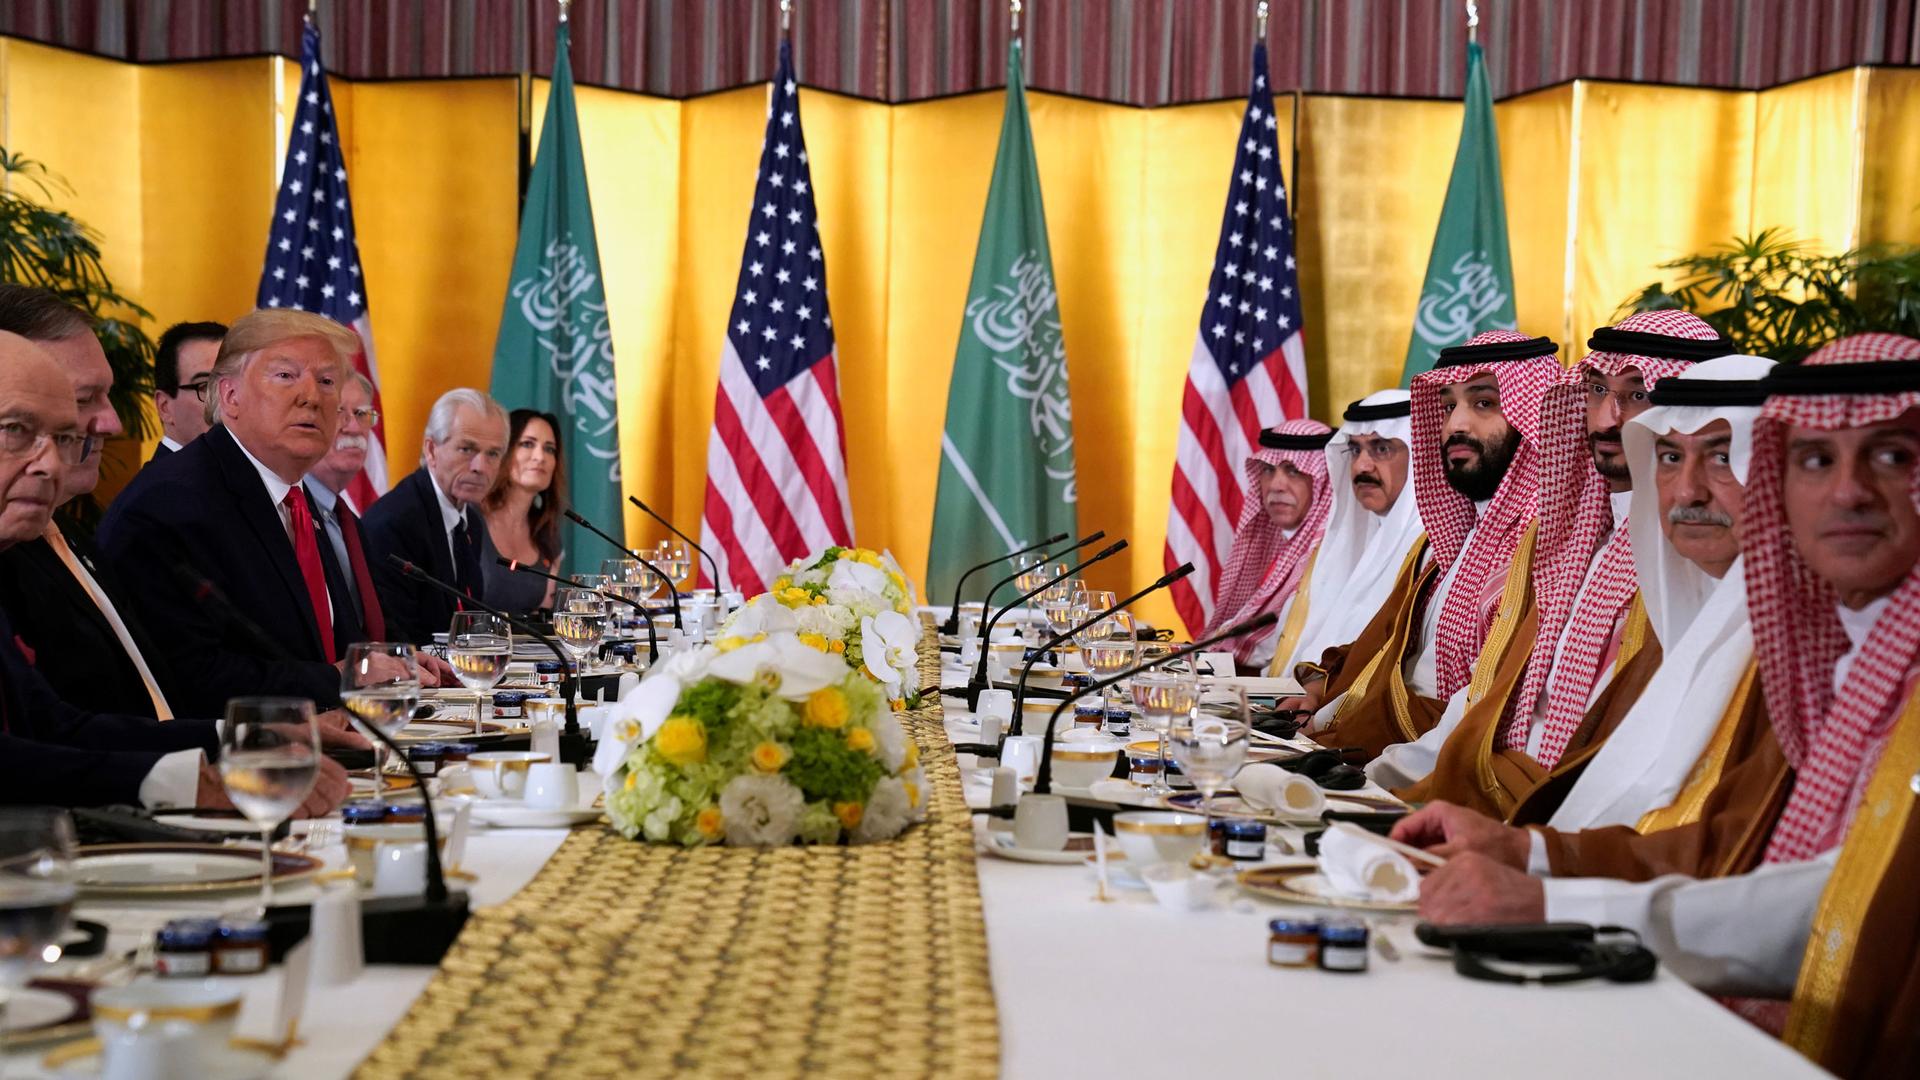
[498,557,658,666]
[963,540,1127,710]
[1008,562,1194,737]
[1033,610,1277,796]
[628,495,722,595]
[938,531,1070,636]
[386,555,590,765]
[172,564,470,962]
[940,530,1107,661]
[563,508,684,630]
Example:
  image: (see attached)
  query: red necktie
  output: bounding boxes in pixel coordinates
[283,489,336,662]
[335,503,386,641]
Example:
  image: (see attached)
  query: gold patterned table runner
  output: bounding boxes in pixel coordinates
[357,627,998,1079]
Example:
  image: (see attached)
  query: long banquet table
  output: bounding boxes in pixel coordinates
[4,634,1831,1079]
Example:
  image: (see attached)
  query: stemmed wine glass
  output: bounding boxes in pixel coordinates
[1077,608,1136,746]
[554,587,608,672]
[655,542,690,591]
[448,612,512,734]
[0,807,76,1034]
[1167,717,1251,861]
[219,698,321,913]
[1130,668,1199,797]
[340,643,422,793]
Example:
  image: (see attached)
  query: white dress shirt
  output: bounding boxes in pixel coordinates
[158,435,184,453]
[425,470,470,576]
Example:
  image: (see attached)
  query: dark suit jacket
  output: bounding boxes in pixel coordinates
[0,605,218,806]
[148,441,174,464]
[0,531,178,718]
[98,425,360,717]
[361,468,484,644]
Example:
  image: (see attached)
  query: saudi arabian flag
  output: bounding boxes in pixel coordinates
[1400,42,1517,383]
[927,39,1078,605]
[491,21,620,576]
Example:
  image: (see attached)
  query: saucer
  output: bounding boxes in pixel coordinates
[469,801,604,829]
[47,1042,275,1079]
[979,831,1097,865]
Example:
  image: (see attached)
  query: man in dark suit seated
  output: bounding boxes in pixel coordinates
[149,319,225,461]
[362,387,509,644]
[0,327,348,810]
[0,288,179,718]
[100,308,450,718]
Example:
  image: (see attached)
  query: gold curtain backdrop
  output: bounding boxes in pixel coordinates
[1,37,1912,629]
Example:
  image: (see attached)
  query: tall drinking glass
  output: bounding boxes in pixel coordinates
[340,642,422,789]
[219,698,320,913]
[448,612,512,734]
[1167,717,1251,853]
[554,587,608,671]
[0,807,76,1032]
[1129,669,1199,797]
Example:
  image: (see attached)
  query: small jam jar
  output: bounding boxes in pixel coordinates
[1128,754,1164,786]
[215,919,270,975]
[1318,918,1370,973]
[406,743,446,777]
[1165,761,1193,790]
[341,800,389,827]
[1268,918,1321,968]
[609,642,637,666]
[1225,820,1267,861]
[533,660,565,687]
[1103,708,1132,738]
[384,803,427,825]
[492,691,528,720]
[440,742,477,766]
[154,918,219,977]
[1073,699,1105,729]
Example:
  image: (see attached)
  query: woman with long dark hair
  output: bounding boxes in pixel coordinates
[479,408,567,614]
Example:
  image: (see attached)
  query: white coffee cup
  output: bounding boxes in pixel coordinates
[93,981,241,1080]
[999,735,1041,785]
[523,762,579,810]
[1012,793,1068,852]
[467,751,551,800]
[307,884,365,988]
[959,638,982,667]
[371,842,430,897]
[976,688,1014,728]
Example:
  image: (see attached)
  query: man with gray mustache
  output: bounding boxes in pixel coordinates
[304,370,386,642]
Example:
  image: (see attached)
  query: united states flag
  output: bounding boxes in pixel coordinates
[699,40,854,596]
[257,19,388,512]
[1163,42,1308,635]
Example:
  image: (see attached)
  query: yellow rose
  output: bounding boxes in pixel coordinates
[654,716,707,766]
[695,806,724,839]
[834,801,863,829]
[772,576,793,592]
[797,632,829,652]
[828,639,846,654]
[751,741,788,773]
[853,550,883,568]
[803,687,848,729]
[624,770,639,790]
[889,698,906,711]
[778,587,813,607]
[714,633,764,654]
[846,728,875,753]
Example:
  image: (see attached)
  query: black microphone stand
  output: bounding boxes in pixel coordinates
[628,495,723,596]
[386,556,591,766]
[964,540,1128,711]
[1034,611,1278,796]
[499,557,658,666]
[564,508,684,631]
[938,531,1069,636]
[1008,563,1194,737]
[939,530,1106,667]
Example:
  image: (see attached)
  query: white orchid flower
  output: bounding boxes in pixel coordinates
[725,595,800,637]
[827,557,889,598]
[705,631,850,701]
[591,671,684,776]
[861,610,919,692]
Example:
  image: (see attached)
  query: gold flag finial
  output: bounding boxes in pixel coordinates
[559,0,571,25]
[1256,1,1269,39]
[1466,1,1479,43]
[781,0,792,32]
[1011,0,1023,37]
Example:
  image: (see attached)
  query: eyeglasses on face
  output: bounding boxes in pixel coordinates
[341,406,380,426]
[1344,438,1405,461]
[0,421,97,465]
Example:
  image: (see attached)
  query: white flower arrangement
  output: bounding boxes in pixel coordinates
[719,547,926,705]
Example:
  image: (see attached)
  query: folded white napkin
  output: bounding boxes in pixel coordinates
[1233,763,1326,818]
[1317,823,1420,902]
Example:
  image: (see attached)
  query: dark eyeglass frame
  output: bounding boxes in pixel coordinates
[0,421,97,465]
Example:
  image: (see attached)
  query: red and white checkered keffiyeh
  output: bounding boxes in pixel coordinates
[1747,332,1920,864]
[1409,330,1561,698]
[1499,310,1719,764]
[1208,419,1334,645]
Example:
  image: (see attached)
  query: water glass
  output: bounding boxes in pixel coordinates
[554,587,608,670]
[448,612,512,734]
[1130,669,1199,797]
[341,642,423,787]
[220,698,321,912]
[1167,718,1251,841]
[0,807,76,1004]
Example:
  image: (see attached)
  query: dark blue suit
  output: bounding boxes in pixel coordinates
[98,425,361,718]
[360,468,485,645]
[0,606,217,806]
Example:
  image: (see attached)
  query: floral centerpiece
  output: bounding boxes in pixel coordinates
[594,632,928,847]
[720,546,924,703]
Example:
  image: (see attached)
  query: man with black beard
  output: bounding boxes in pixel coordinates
[1373,312,1732,813]
[1281,331,1562,760]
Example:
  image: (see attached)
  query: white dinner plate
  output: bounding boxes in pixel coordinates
[1235,866,1418,913]
[48,1042,275,1079]
[979,831,1098,865]
[468,801,604,829]
[1,986,77,1033]
[71,844,321,897]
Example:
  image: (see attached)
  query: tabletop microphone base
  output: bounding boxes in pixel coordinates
[266,892,472,966]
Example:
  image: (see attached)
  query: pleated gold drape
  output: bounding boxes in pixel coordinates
[0,37,1906,629]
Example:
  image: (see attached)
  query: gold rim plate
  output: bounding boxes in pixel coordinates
[1235,865,1416,913]
[72,843,322,898]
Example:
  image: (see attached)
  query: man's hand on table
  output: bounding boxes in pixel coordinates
[315,708,372,751]
[195,755,352,818]
[1274,675,1325,718]
[1390,800,1529,868]
[1417,852,1546,925]
[417,654,457,688]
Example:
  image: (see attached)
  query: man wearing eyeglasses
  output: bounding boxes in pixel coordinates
[304,371,386,645]
[362,387,509,644]
[149,320,226,461]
